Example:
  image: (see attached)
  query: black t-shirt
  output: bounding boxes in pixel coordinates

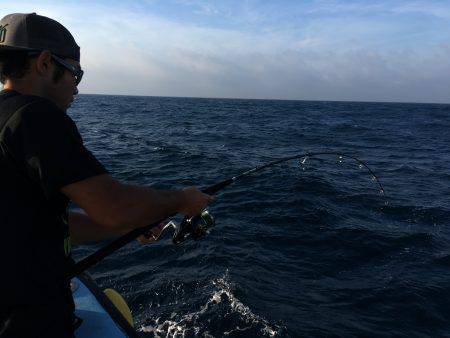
[0,90,107,308]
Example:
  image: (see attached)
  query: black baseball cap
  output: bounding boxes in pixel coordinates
[0,13,80,61]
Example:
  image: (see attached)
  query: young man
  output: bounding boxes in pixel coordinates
[0,13,212,337]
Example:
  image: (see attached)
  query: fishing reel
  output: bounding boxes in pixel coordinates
[172,210,215,245]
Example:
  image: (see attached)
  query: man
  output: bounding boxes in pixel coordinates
[0,13,212,337]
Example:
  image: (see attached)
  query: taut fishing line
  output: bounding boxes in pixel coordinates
[172,152,386,244]
[69,152,386,279]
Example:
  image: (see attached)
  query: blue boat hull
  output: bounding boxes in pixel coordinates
[72,274,139,338]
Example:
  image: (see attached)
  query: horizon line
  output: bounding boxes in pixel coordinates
[77,91,450,106]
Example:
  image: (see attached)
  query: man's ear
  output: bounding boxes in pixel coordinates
[34,50,53,77]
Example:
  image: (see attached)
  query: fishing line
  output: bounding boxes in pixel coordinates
[69,152,385,279]
[172,152,386,244]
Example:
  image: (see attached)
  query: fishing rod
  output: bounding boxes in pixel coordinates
[69,152,385,279]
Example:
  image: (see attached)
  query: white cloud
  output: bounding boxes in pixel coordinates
[1,1,450,102]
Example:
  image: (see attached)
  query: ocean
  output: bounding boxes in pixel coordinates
[70,94,450,337]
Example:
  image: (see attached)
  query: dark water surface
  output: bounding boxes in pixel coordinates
[70,95,450,337]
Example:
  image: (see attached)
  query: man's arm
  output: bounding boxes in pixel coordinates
[62,173,211,237]
[69,210,168,245]
[69,210,127,244]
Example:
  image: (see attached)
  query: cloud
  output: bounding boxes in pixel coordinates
[1,0,450,103]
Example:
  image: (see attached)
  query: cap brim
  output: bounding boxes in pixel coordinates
[0,44,36,52]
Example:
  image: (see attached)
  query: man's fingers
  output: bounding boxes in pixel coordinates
[136,222,166,244]
[137,234,151,244]
[179,187,213,216]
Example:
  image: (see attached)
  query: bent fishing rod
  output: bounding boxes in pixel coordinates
[69,152,385,279]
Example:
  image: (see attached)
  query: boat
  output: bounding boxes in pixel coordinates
[73,273,140,338]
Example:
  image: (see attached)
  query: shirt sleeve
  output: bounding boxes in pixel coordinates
[4,99,107,198]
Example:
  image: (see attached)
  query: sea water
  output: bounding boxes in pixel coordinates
[71,95,450,337]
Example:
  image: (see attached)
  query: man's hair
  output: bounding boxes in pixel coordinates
[0,50,30,84]
[0,50,65,84]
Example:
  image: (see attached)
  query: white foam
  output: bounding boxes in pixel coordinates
[139,271,280,337]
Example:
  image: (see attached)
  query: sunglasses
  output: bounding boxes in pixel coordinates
[28,51,84,85]
[51,54,84,86]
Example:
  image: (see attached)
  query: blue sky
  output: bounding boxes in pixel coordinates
[2,1,450,103]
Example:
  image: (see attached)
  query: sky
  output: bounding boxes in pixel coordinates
[2,0,450,103]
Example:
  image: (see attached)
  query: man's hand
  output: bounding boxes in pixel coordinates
[137,187,212,245]
[178,186,213,216]
[136,222,167,244]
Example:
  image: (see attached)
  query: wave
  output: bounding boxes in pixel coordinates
[138,271,284,337]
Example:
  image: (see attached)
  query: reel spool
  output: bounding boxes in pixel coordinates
[172,210,215,245]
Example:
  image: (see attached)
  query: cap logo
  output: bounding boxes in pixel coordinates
[0,24,8,43]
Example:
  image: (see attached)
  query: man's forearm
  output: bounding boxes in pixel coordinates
[108,184,186,230]
[69,211,129,244]
[62,174,210,233]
